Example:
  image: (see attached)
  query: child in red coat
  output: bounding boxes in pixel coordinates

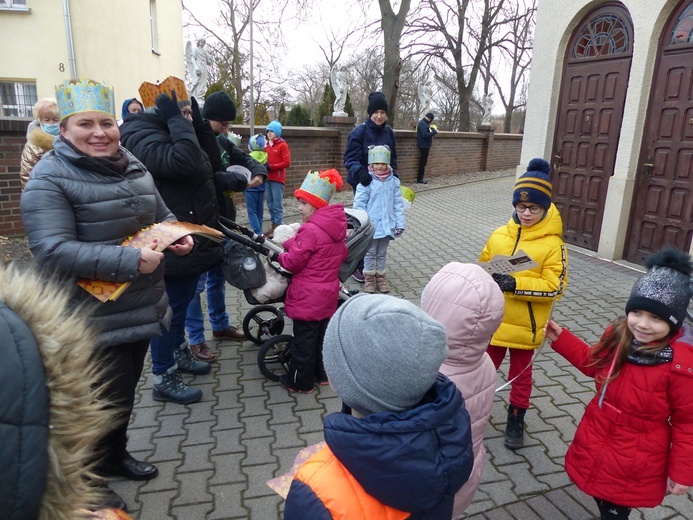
[276,169,347,393]
[545,247,693,519]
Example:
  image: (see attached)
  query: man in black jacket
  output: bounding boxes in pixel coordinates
[182,91,267,362]
[120,91,220,405]
[416,112,437,184]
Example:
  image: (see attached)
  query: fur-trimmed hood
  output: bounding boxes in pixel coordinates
[0,263,117,519]
[27,126,57,153]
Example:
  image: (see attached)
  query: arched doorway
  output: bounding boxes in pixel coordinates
[551,3,633,250]
[624,0,693,264]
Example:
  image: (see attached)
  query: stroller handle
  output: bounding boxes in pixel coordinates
[218,218,284,256]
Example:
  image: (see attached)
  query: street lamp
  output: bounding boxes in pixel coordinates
[249,0,254,135]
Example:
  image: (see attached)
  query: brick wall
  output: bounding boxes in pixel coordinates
[0,118,30,236]
[0,118,522,236]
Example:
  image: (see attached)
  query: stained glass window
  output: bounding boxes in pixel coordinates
[572,14,631,59]
[670,4,693,44]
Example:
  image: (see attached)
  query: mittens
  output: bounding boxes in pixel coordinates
[394,228,404,238]
[190,96,204,126]
[155,90,180,121]
[492,273,516,293]
[358,170,372,187]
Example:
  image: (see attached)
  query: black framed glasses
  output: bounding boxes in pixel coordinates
[515,204,544,214]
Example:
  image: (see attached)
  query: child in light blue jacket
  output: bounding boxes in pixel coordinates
[353,145,404,293]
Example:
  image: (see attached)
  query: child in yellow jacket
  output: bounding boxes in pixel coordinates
[479,158,568,450]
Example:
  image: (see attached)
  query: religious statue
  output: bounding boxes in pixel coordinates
[418,77,434,119]
[330,65,348,117]
[481,93,493,126]
[185,38,213,101]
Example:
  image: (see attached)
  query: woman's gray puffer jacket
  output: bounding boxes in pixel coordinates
[20,137,174,348]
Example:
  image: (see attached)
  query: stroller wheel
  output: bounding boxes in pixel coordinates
[243,305,286,345]
[258,334,293,382]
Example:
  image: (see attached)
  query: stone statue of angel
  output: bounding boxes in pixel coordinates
[481,93,494,126]
[418,77,433,119]
[185,38,213,100]
[330,65,348,117]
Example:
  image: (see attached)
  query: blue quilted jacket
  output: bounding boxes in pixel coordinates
[284,374,474,519]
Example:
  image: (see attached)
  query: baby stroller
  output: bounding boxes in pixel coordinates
[218,208,374,381]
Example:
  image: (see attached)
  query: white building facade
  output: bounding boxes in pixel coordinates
[521,0,693,264]
[0,0,184,118]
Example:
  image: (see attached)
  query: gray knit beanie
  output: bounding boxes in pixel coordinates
[625,247,692,332]
[323,293,448,416]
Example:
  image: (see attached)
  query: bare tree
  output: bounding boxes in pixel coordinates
[432,69,463,131]
[343,48,385,121]
[488,0,536,133]
[373,0,412,125]
[289,63,330,125]
[407,0,512,131]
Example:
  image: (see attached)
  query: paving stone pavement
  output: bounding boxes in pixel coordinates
[111,175,693,519]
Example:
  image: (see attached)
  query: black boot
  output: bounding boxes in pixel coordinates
[504,405,526,450]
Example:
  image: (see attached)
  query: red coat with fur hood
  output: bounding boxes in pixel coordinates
[551,325,693,507]
[277,204,347,321]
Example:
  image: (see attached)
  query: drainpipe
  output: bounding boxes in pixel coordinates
[62,0,77,78]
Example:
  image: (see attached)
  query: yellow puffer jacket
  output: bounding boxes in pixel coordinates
[479,203,568,349]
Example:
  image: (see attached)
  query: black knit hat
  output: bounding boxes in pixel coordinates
[367,91,388,116]
[625,247,693,332]
[202,91,237,122]
[512,158,552,209]
[425,112,434,120]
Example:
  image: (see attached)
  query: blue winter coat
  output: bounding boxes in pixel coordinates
[343,118,398,188]
[284,374,474,519]
[353,170,405,239]
[416,117,437,149]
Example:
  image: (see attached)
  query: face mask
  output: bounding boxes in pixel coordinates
[41,123,60,136]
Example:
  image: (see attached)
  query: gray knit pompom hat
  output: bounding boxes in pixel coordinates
[625,246,693,332]
[323,293,448,416]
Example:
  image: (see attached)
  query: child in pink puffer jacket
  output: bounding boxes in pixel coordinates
[422,262,505,518]
[276,169,347,394]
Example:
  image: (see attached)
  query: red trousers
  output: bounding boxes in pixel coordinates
[486,345,534,409]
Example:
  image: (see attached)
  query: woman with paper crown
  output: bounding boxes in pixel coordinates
[274,169,348,394]
[21,78,193,511]
[120,77,226,408]
[479,158,568,451]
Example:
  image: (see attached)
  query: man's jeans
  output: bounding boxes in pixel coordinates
[150,274,199,375]
[185,264,230,345]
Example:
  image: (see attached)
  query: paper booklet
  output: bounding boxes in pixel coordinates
[77,221,223,302]
[479,249,538,275]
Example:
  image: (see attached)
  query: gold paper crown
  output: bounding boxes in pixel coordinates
[55,78,115,120]
[138,76,190,108]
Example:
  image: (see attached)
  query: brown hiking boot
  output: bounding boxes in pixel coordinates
[375,273,390,293]
[264,223,278,239]
[364,273,376,293]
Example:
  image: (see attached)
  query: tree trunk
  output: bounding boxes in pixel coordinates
[378,0,411,125]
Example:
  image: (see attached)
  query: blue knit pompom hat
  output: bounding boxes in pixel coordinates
[512,158,552,209]
[266,120,282,137]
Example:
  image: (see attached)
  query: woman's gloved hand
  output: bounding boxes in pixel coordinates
[155,90,180,121]
[492,273,516,293]
[358,170,372,187]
